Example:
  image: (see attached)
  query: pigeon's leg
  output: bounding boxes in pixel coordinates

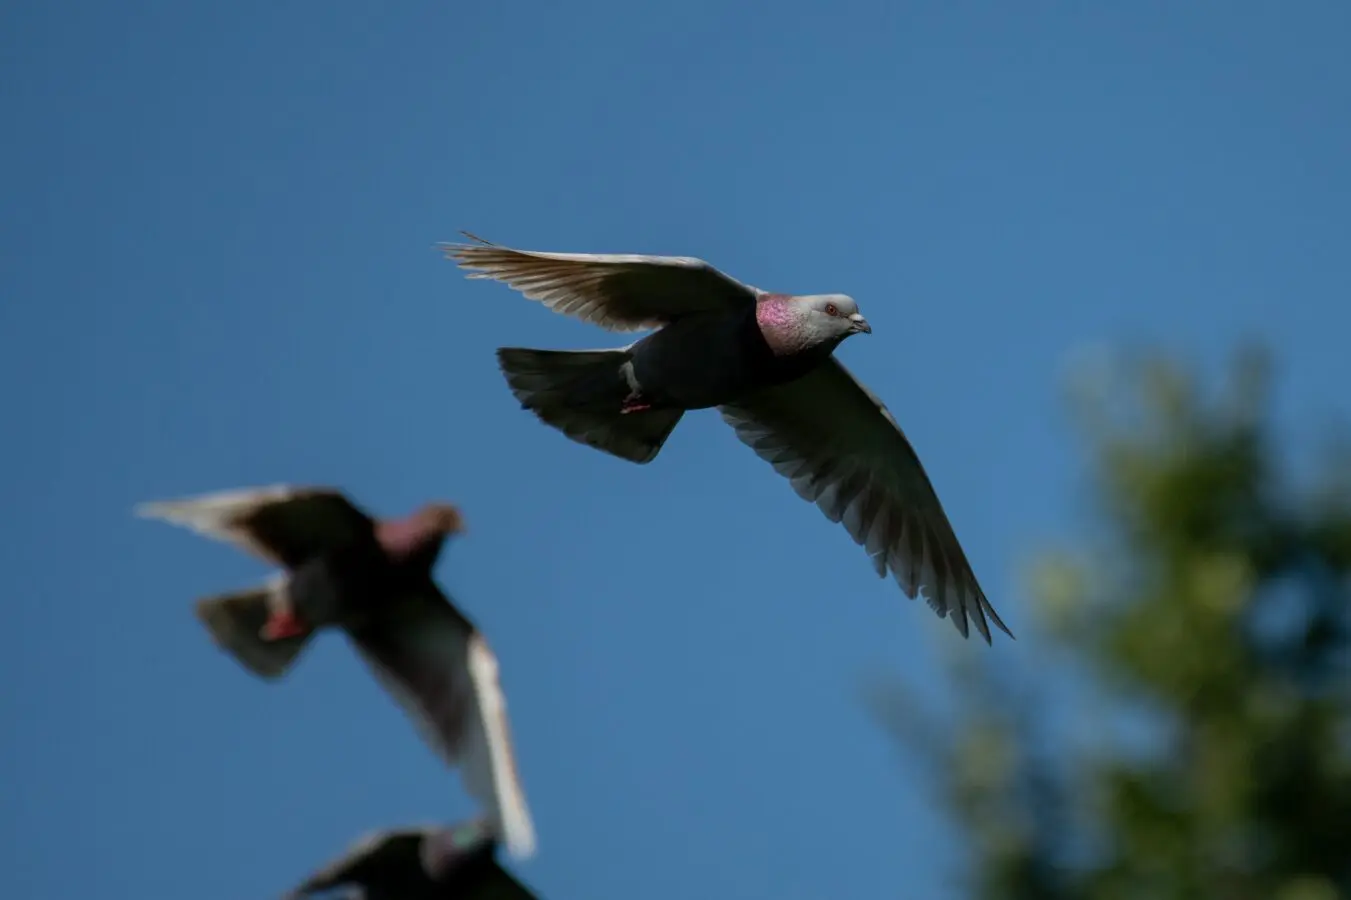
[619,398,652,414]
[261,609,310,641]
[619,359,652,414]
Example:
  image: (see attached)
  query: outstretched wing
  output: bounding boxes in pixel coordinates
[444,233,759,332]
[136,485,375,568]
[719,358,1013,643]
[349,590,538,860]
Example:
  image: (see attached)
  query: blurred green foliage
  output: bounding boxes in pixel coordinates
[875,347,1351,900]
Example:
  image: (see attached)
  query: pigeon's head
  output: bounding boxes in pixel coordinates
[376,503,465,563]
[788,294,870,345]
[802,293,870,337]
[415,502,466,539]
[757,293,870,356]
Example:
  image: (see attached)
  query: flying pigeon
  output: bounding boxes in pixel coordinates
[444,234,1012,643]
[286,818,539,900]
[136,485,537,859]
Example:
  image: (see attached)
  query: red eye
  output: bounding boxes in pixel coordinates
[825,303,838,316]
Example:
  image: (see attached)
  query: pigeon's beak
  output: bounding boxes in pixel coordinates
[849,313,872,334]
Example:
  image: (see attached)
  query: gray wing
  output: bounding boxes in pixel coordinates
[718,358,1013,643]
[136,484,374,569]
[349,591,537,860]
[443,233,759,332]
[286,828,431,899]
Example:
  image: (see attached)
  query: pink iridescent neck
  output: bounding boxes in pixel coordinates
[375,516,442,562]
[755,294,806,356]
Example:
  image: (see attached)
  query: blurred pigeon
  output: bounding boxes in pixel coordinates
[137,485,536,859]
[286,818,539,900]
[445,234,1012,643]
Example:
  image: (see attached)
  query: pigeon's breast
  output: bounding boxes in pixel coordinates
[631,310,782,409]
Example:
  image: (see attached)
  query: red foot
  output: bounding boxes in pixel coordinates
[261,609,309,641]
[619,401,652,415]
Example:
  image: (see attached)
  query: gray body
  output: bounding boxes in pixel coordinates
[286,548,418,632]
[627,307,832,410]
[285,553,374,629]
[495,302,850,465]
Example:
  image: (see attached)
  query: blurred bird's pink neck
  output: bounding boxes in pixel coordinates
[375,518,440,564]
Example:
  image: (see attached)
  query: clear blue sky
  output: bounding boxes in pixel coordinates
[3,2,1349,898]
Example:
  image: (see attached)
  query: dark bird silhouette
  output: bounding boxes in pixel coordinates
[137,485,536,858]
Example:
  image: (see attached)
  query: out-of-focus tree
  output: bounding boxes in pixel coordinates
[873,347,1351,900]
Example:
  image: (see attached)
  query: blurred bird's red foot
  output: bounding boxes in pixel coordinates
[619,400,652,414]
[261,609,308,641]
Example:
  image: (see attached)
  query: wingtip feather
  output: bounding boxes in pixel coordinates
[460,230,497,246]
[133,500,172,521]
[981,597,1016,641]
[437,231,500,261]
[465,635,538,862]
[502,821,538,861]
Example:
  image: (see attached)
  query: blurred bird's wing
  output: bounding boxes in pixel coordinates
[444,233,759,332]
[286,827,431,898]
[718,358,1013,643]
[136,485,375,569]
[349,591,537,861]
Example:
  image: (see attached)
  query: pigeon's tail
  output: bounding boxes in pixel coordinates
[194,579,313,680]
[497,346,683,465]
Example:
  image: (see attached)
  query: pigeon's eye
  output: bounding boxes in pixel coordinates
[825,303,839,316]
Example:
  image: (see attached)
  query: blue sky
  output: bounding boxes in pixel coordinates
[3,2,1349,897]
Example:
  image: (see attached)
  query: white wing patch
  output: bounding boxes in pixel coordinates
[465,633,536,860]
[350,602,537,861]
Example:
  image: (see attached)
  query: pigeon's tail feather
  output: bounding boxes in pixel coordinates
[497,346,683,464]
[194,580,312,680]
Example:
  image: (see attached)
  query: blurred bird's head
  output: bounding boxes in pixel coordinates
[415,502,466,538]
[376,503,465,564]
